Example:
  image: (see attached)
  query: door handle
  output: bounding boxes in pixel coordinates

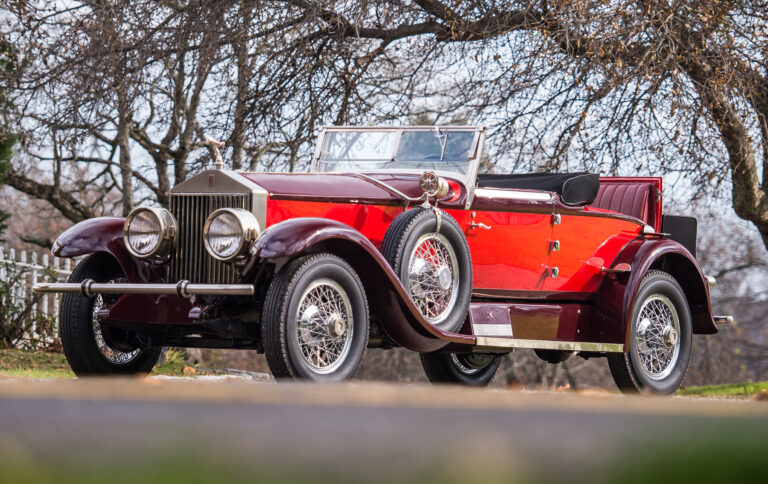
[470,222,492,230]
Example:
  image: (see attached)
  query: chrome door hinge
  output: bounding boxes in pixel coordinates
[551,240,560,252]
[551,267,559,278]
[552,213,561,225]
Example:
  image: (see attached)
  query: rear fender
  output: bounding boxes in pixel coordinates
[52,217,165,283]
[592,237,716,348]
[247,217,475,351]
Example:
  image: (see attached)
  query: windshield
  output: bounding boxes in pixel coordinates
[315,128,478,175]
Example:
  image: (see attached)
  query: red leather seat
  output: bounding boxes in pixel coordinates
[590,181,658,228]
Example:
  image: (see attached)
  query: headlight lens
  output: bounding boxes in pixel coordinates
[203,208,260,262]
[123,207,176,259]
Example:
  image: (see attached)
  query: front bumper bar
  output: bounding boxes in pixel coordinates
[33,280,254,298]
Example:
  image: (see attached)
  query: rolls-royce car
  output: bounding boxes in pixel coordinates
[34,126,732,393]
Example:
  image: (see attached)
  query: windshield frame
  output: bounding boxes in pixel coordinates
[311,126,486,202]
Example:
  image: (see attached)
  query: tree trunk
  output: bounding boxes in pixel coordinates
[688,65,768,248]
[231,2,252,171]
[116,95,134,217]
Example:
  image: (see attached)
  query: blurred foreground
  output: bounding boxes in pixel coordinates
[0,378,766,483]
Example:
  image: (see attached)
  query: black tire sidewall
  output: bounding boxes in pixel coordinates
[283,258,369,382]
[446,354,501,386]
[628,274,692,394]
[391,209,472,333]
[421,352,501,386]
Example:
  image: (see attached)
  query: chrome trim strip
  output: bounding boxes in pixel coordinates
[465,127,485,209]
[33,281,254,296]
[475,336,624,353]
[472,324,514,337]
[473,188,553,202]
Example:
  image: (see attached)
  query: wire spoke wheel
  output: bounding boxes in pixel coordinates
[407,233,460,325]
[295,278,354,374]
[91,278,141,365]
[633,294,681,381]
[608,270,692,395]
[381,208,471,333]
[449,353,497,375]
[60,253,161,376]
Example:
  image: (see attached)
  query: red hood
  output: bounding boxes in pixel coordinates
[238,172,465,206]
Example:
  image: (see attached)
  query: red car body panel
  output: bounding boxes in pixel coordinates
[542,214,641,293]
[267,200,403,249]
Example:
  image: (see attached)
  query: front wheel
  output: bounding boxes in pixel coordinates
[261,253,369,382]
[608,270,692,394]
[420,352,502,386]
[60,253,161,376]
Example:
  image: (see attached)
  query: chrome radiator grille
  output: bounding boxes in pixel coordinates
[169,193,251,284]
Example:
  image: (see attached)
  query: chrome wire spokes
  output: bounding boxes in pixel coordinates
[634,294,681,380]
[91,279,141,365]
[450,354,495,375]
[296,279,354,374]
[407,233,459,326]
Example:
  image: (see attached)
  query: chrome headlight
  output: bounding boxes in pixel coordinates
[203,208,260,262]
[123,207,177,259]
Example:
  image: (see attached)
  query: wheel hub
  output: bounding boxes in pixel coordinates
[295,279,354,374]
[437,266,452,290]
[327,313,346,338]
[406,233,460,326]
[633,294,681,381]
[662,326,679,348]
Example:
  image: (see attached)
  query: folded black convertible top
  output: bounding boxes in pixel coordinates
[476,173,600,205]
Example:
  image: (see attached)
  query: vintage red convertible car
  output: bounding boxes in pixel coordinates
[35,126,730,393]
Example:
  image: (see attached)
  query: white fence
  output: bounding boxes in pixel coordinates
[0,247,74,341]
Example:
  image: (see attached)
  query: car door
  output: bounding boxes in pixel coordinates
[467,188,554,295]
[541,208,644,296]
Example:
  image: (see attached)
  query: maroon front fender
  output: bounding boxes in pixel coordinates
[52,217,165,283]
[248,217,474,351]
[593,237,716,349]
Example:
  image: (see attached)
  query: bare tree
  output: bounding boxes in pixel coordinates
[2,0,768,254]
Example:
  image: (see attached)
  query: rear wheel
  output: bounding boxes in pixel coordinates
[262,253,369,381]
[420,352,502,386]
[60,253,161,376]
[608,270,692,394]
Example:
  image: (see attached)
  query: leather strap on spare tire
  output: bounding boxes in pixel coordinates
[380,207,472,333]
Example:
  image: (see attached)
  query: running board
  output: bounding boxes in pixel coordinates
[475,337,624,353]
